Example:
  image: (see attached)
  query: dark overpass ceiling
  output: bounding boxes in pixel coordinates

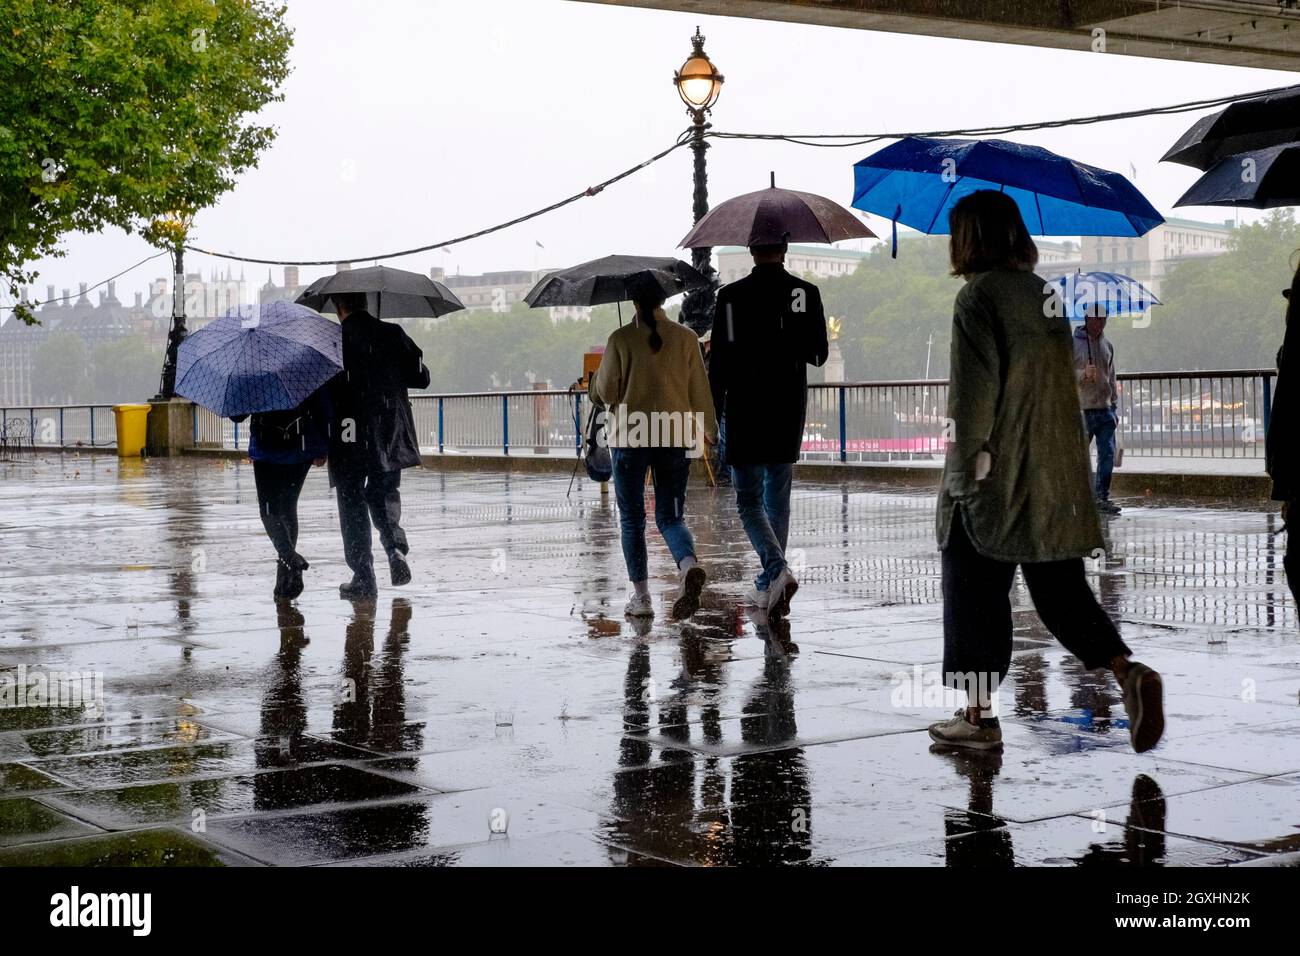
[573,1,1300,71]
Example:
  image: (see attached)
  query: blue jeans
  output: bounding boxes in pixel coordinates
[1084,408,1118,499]
[731,463,793,591]
[611,447,696,583]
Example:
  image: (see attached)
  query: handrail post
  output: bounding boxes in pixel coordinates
[89,408,94,446]
[1263,372,1273,439]
[192,408,198,446]
[233,418,240,451]
[437,397,445,454]
[59,407,64,447]
[574,393,583,456]
[838,386,847,463]
[502,394,509,456]
[29,408,35,447]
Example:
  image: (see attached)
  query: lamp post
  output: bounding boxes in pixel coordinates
[674,26,723,336]
[151,211,192,400]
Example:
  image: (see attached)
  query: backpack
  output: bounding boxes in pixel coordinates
[583,402,612,483]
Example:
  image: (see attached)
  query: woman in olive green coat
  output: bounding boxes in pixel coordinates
[929,190,1164,754]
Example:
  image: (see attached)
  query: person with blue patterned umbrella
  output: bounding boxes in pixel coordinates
[177,300,342,599]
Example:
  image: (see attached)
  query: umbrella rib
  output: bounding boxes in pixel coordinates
[924,175,963,236]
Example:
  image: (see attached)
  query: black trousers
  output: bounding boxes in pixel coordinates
[334,468,408,579]
[941,509,1130,690]
[253,460,312,563]
[1285,534,1299,608]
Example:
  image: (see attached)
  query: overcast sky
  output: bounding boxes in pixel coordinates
[7,0,1294,314]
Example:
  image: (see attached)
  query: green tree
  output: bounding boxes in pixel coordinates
[31,330,89,403]
[1108,210,1299,372]
[0,0,293,322]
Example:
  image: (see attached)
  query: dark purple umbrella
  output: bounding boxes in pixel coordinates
[679,174,876,248]
[1162,85,1300,170]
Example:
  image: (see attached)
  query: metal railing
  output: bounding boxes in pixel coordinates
[1,405,118,450]
[2,368,1278,463]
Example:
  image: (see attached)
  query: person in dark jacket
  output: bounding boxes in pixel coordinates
[1266,265,1300,608]
[327,292,431,599]
[708,240,827,621]
[234,388,332,599]
[929,190,1163,754]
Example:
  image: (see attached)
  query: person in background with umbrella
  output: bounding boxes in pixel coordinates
[589,278,717,620]
[708,239,827,621]
[328,291,431,599]
[930,190,1164,754]
[1074,302,1122,515]
[233,389,332,599]
[1267,259,1300,610]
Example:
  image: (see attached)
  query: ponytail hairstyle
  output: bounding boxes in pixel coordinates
[628,276,668,354]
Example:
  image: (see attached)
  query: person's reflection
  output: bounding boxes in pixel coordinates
[930,745,1015,867]
[252,601,312,810]
[1075,774,1169,866]
[728,611,812,865]
[333,598,422,755]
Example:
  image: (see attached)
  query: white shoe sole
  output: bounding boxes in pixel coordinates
[672,566,706,620]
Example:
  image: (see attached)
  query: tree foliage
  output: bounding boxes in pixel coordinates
[0,0,293,322]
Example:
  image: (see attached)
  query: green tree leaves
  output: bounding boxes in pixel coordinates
[0,0,292,322]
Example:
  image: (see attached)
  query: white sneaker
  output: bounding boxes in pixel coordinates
[624,593,654,618]
[766,567,799,620]
[743,587,766,607]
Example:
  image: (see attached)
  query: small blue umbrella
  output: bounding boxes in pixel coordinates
[852,137,1165,255]
[1045,271,1161,321]
[176,300,342,418]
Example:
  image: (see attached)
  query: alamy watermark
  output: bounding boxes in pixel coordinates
[0,665,104,718]
[596,405,708,458]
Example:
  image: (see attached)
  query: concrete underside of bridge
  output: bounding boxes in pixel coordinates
[574,1,1300,72]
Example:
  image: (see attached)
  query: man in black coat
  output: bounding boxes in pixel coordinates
[1267,273,1300,608]
[328,292,431,599]
[708,241,828,621]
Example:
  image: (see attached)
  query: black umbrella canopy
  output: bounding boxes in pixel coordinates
[524,255,708,307]
[1174,143,1300,210]
[680,176,876,248]
[1163,85,1300,170]
[296,265,464,319]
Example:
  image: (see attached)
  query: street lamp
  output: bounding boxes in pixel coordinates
[149,209,193,400]
[674,26,723,335]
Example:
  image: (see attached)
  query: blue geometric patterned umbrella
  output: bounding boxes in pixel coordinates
[1044,271,1161,321]
[175,300,342,418]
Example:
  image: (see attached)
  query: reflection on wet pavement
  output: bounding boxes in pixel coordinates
[1,453,1298,866]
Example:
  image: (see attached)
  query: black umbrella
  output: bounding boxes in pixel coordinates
[1162,85,1300,170]
[680,173,876,248]
[524,255,708,309]
[1174,143,1300,209]
[295,265,464,319]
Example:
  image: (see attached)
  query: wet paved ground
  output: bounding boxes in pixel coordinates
[1,451,1298,867]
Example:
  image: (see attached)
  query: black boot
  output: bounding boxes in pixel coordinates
[339,572,378,600]
[282,553,309,600]
[273,561,288,599]
[388,550,411,587]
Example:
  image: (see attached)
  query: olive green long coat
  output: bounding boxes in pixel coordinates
[935,268,1103,563]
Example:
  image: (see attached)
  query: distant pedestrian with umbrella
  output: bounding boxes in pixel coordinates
[176,301,343,600]
[1074,302,1123,515]
[588,274,718,621]
[929,190,1164,754]
[684,176,872,620]
[298,271,446,599]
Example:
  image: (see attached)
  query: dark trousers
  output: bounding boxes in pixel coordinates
[941,511,1130,691]
[253,461,312,563]
[1084,407,1118,499]
[334,468,408,580]
[1286,534,1299,608]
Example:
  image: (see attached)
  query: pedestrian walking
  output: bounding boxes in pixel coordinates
[708,240,827,620]
[1266,262,1300,609]
[327,291,431,599]
[930,190,1164,753]
[1074,302,1122,514]
[589,281,718,620]
[234,388,331,600]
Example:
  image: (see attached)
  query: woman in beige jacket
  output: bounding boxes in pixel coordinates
[590,284,717,620]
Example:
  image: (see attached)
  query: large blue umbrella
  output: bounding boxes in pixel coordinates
[852,137,1164,254]
[176,300,342,418]
[1045,271,1161,321]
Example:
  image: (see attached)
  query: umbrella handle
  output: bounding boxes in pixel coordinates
[891,205,901,259]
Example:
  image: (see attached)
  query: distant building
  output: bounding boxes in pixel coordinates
[715,244,870,284]
[433,267,590,323]
[1076,218,1233,297]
